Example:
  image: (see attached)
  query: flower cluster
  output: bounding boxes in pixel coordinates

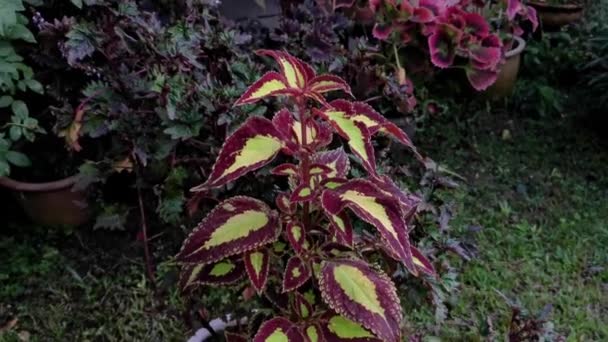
[371,0,538,90]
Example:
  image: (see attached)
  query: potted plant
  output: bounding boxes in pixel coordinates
[527,0,585,30]
[368,0,537,99]
[482,0,539,98]
[0,1,92,226]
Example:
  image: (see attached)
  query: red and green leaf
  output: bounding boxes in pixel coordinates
[328,100,420,159]
[177,197,280,265]
[319,313,382,342]
[291,183,316,203]
[244,249,271,294]
[179,258,245,291]
[283,256,312,292]
[276,192,296,214]
[257,49,311,89]
[308,74,353,96]
[272,163,299,177]
[321,180,417,274]
[326,211,354,247]
[318,259,402,342]
[292,292,314,319]
[234,72,293,106]
[253,317,305,342]
[192,117,284,190]
[315,108,376,176]
[411,246,436,276]
[286,221,307,254]
[313,148,350,178]
[303,323,323,342]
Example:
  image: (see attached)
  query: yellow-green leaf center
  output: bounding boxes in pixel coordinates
[203,210,269,249]
[332,265,385,317]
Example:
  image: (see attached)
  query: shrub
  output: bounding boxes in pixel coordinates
[177,50,437,341]
[0,0,46,176]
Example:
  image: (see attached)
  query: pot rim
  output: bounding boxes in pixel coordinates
[0,175,78,192]
[526,1,584,11]
[505,35,526,58]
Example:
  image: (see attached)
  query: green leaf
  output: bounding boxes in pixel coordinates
[71,0,83,8]
[7,24,36,43]
[6,151,30,167]
[11,100,27,118]
[0,159,10,176]
[25,79,43,94]
[9,125,21,141]
[0,95,12,107]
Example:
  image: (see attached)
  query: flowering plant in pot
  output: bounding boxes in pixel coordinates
[176,50,437,341]
[369,0,537,95]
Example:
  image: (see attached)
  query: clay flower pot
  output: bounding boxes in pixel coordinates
[485,35,526,99]
[527,1,584,30]
[0,175,91,226]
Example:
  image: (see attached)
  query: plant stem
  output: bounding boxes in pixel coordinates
[136,180,157,292]
[297,96,311,230]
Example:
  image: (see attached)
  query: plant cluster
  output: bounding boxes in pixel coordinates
[0,0,46,176]
[3,0,269,228]
[369,0,538,91]
[177,50,437,341]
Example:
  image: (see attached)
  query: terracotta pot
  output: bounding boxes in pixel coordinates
[485,35,526,99]
[0,175,91,226]
[527,1,584,30]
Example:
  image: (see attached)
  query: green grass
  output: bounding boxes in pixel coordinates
[414,110,608,340]
[0,228,186,341]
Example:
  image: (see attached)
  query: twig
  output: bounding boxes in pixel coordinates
[137,182,157,292]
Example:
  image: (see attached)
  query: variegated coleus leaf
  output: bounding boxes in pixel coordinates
[292,292,314,319]
[371,175,421,218]
[191,117,284,191]
[276,192,296,214]
[326,211,354,247]
[329,100,421,160]
[286,221,307,255]
[320,313,382,342]
[318,259,402,342]
[313,148,350,178]
[178,258,245,291]
[272,163,299,177]
[308,74,353,96]
[234,71,296,106]
[272,109,332,153]
[253,317,306,342]
[321,179,417,274]
[177,197,280,265]
[283,255,312,292]
[244,249,271,294]
[303,323,323,342]
[314,108,377,176]
[225,332,248,342]
[411,246,436,276]
[320,177,349,190]
[291,183,316,203]
[257,49,312,90]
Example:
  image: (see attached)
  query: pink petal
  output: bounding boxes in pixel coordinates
[466,67,498,91]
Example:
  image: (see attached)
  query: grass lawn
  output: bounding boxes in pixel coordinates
[412,107,608,340]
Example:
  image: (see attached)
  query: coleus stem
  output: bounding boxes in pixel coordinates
[297,95,312,232]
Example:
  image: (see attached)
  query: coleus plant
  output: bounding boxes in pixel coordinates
[176,50,436,341]
[370,0,538,91]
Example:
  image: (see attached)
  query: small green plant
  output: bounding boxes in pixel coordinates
[177,50,437,341]
[0,0,46,176]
